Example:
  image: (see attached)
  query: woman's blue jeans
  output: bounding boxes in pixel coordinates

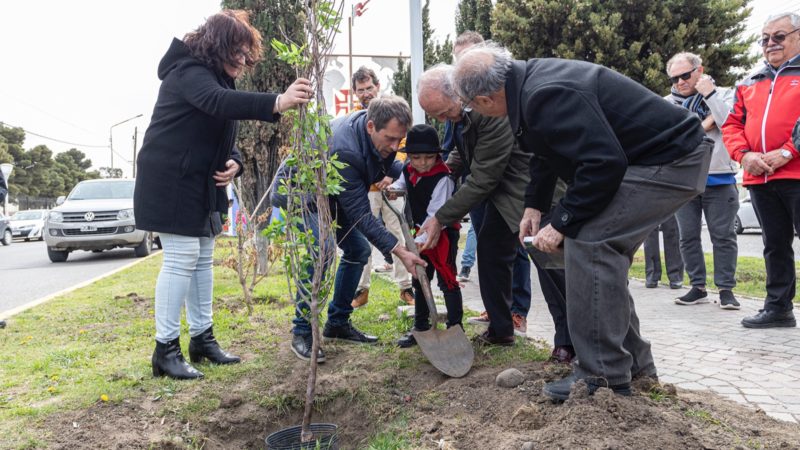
[154,233,215,343]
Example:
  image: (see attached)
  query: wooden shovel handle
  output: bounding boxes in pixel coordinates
[381,190,439,328]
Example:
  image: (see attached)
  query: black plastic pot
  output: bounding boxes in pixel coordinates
[265,423,339,450]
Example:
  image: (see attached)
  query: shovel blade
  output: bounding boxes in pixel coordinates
[412,326,474,378]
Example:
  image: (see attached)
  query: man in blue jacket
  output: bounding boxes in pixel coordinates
[274,96,425,361]
[453,44,712,401]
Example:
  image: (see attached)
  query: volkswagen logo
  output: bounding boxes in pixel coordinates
[84,212,95,222]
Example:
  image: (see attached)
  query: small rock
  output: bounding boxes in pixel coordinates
[521,442,535,450]
[378,313,390,322]
[496,368,526,388]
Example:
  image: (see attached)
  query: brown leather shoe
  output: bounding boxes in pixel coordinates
[549,345,575,364]
[474,330,515,346]
[399,288,415,306]
[351,288,369,308]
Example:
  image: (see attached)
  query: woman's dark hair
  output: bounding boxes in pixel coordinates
[184,9,263,74]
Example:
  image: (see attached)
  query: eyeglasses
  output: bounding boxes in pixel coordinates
[355,85,376,95]
[759,28,800,47]
[459,95,475,112]
[669,67,698,84]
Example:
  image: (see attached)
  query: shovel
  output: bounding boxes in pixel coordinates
[382,190,474,378]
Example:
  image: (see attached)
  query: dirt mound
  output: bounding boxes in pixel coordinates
[41,342,800,449]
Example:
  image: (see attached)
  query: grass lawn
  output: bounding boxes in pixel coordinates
[0,239,546,449]
[630,250,800,301]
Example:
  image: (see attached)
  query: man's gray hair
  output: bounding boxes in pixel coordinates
[454,31,484,48]
[366,95,412,131]
[666,52,703,74]
[418,64,456,99]
[764,12,800,28]
[452,43,513,101]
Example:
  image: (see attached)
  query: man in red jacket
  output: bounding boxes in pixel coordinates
[722,12,800,329]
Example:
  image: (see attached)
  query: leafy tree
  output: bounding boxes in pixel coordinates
[492,0,757,94]
[222,0,306,217]
[455,0,493,39]
[391,0,453,105]
[0,124,98,202]
[98,167,123,179]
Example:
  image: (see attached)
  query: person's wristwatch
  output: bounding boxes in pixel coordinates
[781,149,793,160]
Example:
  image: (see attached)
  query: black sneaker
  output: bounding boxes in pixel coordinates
[645,281,658,288]
[719,290,741,310]
[457,266,471,282]
[291,334,326,362]
[674,286,708,305]
[741,309,796,329]
[542,373,631,402]
[322,321,378,344]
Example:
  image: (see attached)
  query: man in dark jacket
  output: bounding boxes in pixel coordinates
[418,65,574,361]
[274,96,425,360]
[453,44,712,400]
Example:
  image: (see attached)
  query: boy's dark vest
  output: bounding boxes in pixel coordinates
[403,162,449,227]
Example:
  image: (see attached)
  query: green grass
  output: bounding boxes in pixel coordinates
[0,238,550,448]
[630,251,800,301]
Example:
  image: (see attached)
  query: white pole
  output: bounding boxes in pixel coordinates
[409,0,424,125]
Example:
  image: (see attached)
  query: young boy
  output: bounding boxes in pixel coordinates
[389,124,463,348]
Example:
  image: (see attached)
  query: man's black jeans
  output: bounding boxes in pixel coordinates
[749,179,800,312]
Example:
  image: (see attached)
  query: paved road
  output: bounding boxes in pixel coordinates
[0,240,157,316]
[377,226,800,423]
[702,227,800,259]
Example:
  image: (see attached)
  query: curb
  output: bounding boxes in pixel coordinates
[0,250,161,320]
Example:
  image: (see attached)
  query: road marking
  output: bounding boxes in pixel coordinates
[0,251,161,320]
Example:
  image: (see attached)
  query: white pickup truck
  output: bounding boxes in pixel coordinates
[44,178,158,262]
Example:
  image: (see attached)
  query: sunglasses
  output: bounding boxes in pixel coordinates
[669,67,697,84]
[759,28,800,47]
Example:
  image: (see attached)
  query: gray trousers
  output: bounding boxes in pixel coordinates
[643,215,684,284]
[565,139,712,385]
[674,184,739,289]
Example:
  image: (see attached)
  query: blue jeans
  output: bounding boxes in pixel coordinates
[328,227,372,327]
[749,180,800,312]
[460,223,477,269]
[469,202,531,316]
[290,212,335,336]
[154,233,215,342]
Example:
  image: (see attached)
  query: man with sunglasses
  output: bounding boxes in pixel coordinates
[451,43,711,401]
[665,52,740,310]
[722,12,800,329]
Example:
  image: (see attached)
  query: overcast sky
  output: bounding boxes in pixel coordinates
[0,0,793,178]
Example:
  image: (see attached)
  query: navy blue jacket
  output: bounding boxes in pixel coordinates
[330,110,402,254]
[134,38,279,237]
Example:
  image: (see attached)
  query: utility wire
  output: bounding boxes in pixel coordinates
[0,121,108,149]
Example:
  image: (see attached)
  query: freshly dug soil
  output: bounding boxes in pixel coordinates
[41,341,800,449]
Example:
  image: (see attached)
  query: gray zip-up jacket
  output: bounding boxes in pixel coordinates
[665,87,738,175]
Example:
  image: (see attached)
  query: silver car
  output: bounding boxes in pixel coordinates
[733,192,760,234]
[10,209,47,241]
[44,179,157,262]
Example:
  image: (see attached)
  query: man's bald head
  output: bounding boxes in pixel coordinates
[418,65,463,122]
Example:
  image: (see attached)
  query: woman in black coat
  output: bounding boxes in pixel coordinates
[134,9,312,380]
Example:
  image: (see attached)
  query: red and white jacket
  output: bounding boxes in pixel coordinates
[722,54,800,185]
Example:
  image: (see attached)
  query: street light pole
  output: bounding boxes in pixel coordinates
[109,114,143,173]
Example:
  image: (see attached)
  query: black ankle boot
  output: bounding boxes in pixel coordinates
[152,338,204,380]
[188,326,241,364]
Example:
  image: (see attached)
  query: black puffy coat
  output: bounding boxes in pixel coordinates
[134,38,279,237]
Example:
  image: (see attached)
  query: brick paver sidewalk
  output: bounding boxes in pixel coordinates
[458,270,800,422]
